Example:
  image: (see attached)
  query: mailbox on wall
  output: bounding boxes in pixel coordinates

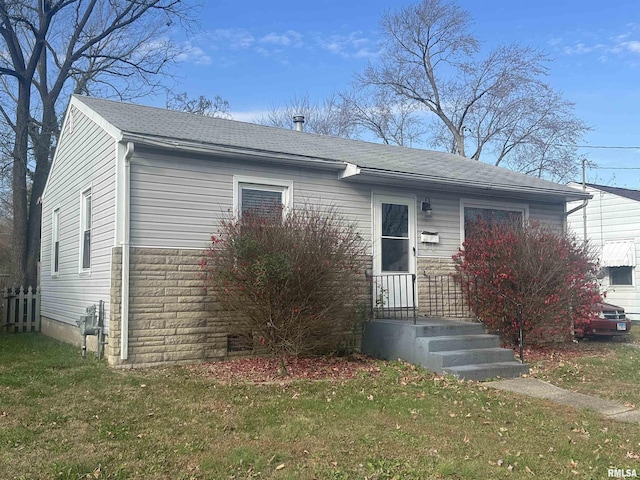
[420,231,439,244]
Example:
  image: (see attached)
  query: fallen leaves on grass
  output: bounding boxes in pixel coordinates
[188,354,381,383]
[522,339,618,378]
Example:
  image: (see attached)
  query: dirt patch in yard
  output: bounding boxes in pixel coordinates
[188,354,382,383]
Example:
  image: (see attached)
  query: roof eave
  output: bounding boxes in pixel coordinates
[121,133,348,171]
[349,168,592,202]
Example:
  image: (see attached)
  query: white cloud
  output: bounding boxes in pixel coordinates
[562,43,597,55]
[260,33,291,46]
[316,31,377,58]
[259,30,303,47]
[547,37,563,47]
[230,109,272,123]
[619,40,640,53]
[553,25,640,63]
[176,41,212,65]
[210,29,255,50]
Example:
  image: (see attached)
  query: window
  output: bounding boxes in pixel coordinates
[609,266,633,286]
[80,188,92,271]
[52,208,60,275]
[233,176,292,218]
[460,200,528,242]
[241,186,284,217]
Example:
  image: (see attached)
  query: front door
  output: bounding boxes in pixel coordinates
[373,194,416,310]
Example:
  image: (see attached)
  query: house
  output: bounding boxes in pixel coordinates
[567,183,640,320]
[40,95,590,373]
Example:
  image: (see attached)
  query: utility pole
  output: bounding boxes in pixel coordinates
[582,158,587,244]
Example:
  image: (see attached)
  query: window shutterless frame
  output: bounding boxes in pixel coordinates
[232,176,293,218]
[459,199,529,244]
[51,208,60,276]
[79,187,92,273]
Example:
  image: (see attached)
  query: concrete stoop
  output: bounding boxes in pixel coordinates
[362,317,528,381]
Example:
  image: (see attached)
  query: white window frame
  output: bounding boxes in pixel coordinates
[232,175,293,218]
[51,207,60,277]
[79,187,92,273]
[459,198,529,244]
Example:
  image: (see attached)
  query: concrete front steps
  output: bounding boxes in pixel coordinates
[362,317,528,381]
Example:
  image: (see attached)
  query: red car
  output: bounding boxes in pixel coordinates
[575,302,631,338]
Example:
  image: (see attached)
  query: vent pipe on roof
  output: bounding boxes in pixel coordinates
[293,115,305,132]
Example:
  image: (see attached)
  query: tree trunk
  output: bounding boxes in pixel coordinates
[24,101,57,288]
[11,80,31,286]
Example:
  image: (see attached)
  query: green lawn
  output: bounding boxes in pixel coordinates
[1,334,640,479]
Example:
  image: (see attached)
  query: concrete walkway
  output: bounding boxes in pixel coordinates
[488,377,640,424]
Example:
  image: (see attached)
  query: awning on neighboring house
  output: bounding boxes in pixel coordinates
[601,240,636,267]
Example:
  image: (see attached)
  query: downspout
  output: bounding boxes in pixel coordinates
[564,158,588,244]
[565,199,588,218]
[121,142,134,360]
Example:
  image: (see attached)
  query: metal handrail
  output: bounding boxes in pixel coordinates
[422,273,475,318]
[367,273,417,324]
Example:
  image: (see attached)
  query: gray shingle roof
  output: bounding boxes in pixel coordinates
[586,183,640,202]
[74,95,587,201]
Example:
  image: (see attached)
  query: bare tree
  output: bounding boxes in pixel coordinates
[340,86,426,147]
[0,0,196,286]
[257,93,356,138]
[358,0,588,179]
[166,91,232,118]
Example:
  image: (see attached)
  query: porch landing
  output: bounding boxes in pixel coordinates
[361,317,528,381]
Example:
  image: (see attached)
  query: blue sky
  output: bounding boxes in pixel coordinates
[161,0,640,187]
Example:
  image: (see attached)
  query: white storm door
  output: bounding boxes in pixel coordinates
[373,194,416,309]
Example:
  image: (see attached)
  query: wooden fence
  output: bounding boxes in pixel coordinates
[2,286,41,333]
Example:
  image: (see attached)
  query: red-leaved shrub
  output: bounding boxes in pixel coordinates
[453,219,600,346]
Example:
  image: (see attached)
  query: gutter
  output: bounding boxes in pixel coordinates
[352,167,592,202]
[121,134,347,171]
[121,141,134,361]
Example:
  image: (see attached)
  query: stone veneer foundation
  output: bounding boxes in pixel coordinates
[106,247,372,368]
[417,257,473,318]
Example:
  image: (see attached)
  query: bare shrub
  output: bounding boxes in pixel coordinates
[202,206,367,361]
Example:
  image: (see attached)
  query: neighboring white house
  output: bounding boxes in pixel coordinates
[567,183,640,319]
[40,95,590,368]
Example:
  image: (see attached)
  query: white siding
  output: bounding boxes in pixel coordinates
[567,185,640,318]
[130,148,566,266]
[129,150,373,250]
[40,106,116,331]
[416,193,564,259]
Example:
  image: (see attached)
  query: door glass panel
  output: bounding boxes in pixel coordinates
[382,203,408,237]
[381,238,408,272]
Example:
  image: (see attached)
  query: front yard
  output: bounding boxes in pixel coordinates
[529,332,640,407]
[1,334,640,479]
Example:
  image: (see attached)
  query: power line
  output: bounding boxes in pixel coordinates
[593,166,640,170]
[570,144,640,150]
